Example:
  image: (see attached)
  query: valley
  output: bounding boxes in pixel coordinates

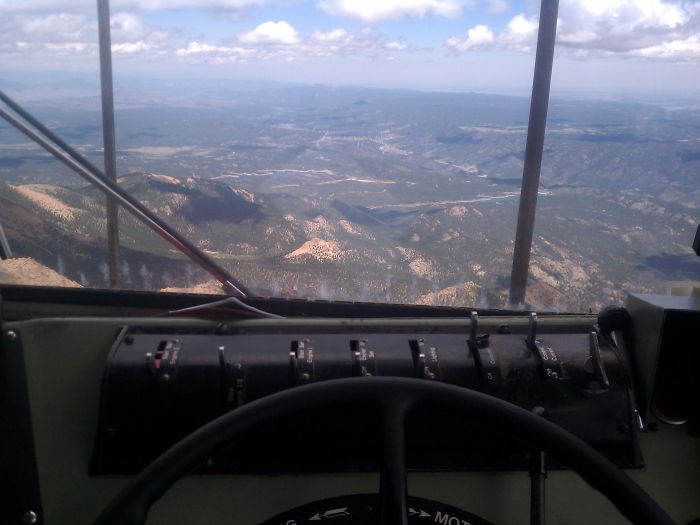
[0,84,698,312]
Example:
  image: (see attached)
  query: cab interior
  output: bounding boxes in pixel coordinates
[1,285,699,524]
[1,0,699,524]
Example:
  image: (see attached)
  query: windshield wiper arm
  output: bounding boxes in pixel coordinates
[0,90,251,298]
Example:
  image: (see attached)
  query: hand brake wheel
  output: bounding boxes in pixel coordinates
[93,377,675,525]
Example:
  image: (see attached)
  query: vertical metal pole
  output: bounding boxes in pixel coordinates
[529,406,548,525]
[0,220,11,259]
[97,0,121,288]
[508,0,559,306]
[530,448,547,525]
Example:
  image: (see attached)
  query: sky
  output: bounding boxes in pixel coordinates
[0,0,699,97]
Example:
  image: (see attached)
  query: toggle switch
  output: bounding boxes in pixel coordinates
[587,331,610,389]
[526,313,564,382]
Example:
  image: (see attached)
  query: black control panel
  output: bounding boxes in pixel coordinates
[91,315,640,474]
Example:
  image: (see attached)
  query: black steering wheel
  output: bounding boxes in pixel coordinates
[93,377,675,525]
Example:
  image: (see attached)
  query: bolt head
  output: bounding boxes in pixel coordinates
[21,511,38,525]
[6,330,17,341]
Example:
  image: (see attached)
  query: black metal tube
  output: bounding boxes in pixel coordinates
[530,406,548,525]
[509,0,559,306]
[0,105,250,297]
[97,0,121,288]
[530,450,547,525]
[379,400,409,525]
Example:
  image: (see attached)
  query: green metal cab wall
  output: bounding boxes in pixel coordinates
[4,317,700,525]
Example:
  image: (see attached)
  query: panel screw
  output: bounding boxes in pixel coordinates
[6,330,17,341]
[160,373,171,382]
[300,372,310,382]
[21,510,38,524]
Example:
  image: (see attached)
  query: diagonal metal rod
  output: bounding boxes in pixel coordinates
[0,220,11,259]
[0,104,250,297]
[0,91,110,180]
[97,0,121,288]
[508,0,559,307]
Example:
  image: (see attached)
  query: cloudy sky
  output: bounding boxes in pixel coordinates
[1,0,699,96]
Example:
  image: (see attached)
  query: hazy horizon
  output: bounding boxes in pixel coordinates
[1,1,699,100]
[3,68,700,109]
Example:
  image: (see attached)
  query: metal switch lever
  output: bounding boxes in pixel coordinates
[469,311,478,349]
[527,312,538,349]
[588,332,610,389]
[468,311,490,350]
[527,313,563,381]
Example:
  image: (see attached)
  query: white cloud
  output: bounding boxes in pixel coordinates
[386,41,407,50]
[110,12,145,41]
[0,12,96,58]
[311,28,350,43]
[0,6,396,66]
[0,10,175,61]
[5,0,699,69]
[446,16,534,54]
[112,40,153,54]
[634,34,700,60]
[238,21,300,45]
[173,26,394,64]
[0,0,84,12]
[45,42,90,53]
[175,40,257,62]
[446,24,494,52]
[176,41,229,56]
[19,13,91,41]
[498,13,537,52]
[446,0,700,61]
[555,0,700,62]
[0,0,267,13]
[561,0,685,30]
[557,0,692,53]
[317,0,463,22]
[117,0,267,10]
[305,27,391,57]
